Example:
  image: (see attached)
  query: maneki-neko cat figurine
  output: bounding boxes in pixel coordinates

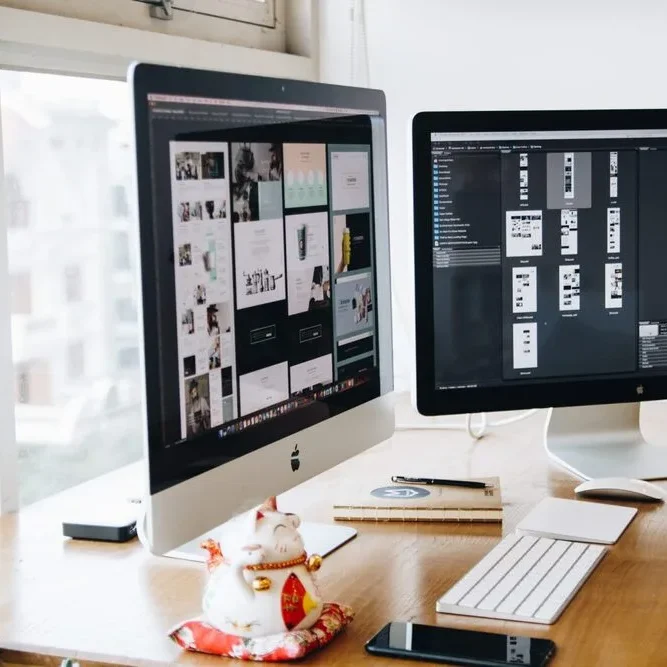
[200,497,325,638]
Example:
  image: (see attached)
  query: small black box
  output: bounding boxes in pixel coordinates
[62,503,138,543]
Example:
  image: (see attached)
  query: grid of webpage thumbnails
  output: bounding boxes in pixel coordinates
[170,141,375,440]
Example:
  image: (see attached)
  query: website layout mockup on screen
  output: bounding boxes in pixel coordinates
[146,94,381,447]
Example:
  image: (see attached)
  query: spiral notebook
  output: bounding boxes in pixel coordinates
[332,477,502,523]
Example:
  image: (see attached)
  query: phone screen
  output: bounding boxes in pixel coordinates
[366,622,555,667]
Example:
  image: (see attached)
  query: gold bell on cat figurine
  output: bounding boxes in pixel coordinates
[252,576,272,592]
[306,554,323,573]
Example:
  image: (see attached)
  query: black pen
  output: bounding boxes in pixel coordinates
[391,475,489,489]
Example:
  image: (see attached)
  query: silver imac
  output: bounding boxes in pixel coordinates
[129,63,393,558]
[412,110,667,481]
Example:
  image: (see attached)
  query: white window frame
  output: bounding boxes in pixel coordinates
[0,93,18,513]
[0,4,318,513]
[2,0,281,50]
[17,0,277,28]
[0,5,316,81]
[172,0,276,27]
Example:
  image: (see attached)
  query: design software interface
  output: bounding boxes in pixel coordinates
[430,129,667,390]
[146,95,380,446]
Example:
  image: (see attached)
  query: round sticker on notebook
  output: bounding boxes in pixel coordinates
[371,486,431,499]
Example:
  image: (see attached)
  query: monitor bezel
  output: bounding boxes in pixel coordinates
[131,63,391,493]
[413,109,667,416]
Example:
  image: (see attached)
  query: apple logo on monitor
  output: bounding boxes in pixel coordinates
[291,444,300,472]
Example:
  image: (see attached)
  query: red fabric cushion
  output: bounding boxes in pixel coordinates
[169,602,354,661]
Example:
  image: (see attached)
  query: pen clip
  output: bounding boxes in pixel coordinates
[391,475,424,485]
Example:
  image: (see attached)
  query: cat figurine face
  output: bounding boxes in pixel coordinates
[201,497,324,638]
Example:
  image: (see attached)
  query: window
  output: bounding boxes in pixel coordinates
[112,232,132,271]
[1,69,144,507]
[118,347,140,369]
[10,273,31,315]
[111,185,130,218]
[64,266,82,303]
[4,173,30,228]
[115,298,137,322]
[170,0,275,27]
[14,360,52,405]
[13,0,281,46]
[15,367,29,405]
[67,342,85,380]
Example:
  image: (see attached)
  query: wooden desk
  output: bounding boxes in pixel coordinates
[2,406,667,667]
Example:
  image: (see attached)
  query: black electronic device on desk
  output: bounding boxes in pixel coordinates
[62,502,138,543]
[366,622,556,667]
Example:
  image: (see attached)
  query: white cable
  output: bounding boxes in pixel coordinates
[394,413,488,438]
[394,421,470,431]
[487,409,540,427]
[466,412,488,440]
[395,409,540,439]
[135,500,151,551]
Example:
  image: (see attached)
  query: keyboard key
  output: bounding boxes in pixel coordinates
[534,545,605,621]
[477,537,553,611]
[440,533,522,605]
[496,539,569,615]
[459,537,537,608]
[515,542,586,618]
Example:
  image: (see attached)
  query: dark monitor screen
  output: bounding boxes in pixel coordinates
[413,112,667,415]
[133,69,387,493]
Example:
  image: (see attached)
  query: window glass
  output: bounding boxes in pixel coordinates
[5,173,30,228]
[64,266,82,302]
[1,70,144,506]
[10,273,31,315]
[112,231,132,270]
[172,0,275,27]
[67,341,85,380]
[111,185,130,218]
[118,346,140,369]
[115,297,137,322]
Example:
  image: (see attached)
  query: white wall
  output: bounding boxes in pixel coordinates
[319,0,667,393]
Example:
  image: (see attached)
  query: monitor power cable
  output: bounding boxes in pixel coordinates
[395,409,540,440]
[135,501,151,551]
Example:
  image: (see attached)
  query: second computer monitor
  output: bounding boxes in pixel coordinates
[413,110,667,480]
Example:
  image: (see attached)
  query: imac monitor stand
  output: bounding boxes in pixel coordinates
[545,403,667,481]
[412,110,667,481]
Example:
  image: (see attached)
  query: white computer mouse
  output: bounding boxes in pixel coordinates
[574,477,666,502]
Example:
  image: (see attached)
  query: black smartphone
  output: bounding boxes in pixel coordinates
[365,622,556,667]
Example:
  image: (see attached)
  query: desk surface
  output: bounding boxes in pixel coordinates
[2,406,667,667]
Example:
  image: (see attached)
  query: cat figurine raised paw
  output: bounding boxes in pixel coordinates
[201,497,324,638]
